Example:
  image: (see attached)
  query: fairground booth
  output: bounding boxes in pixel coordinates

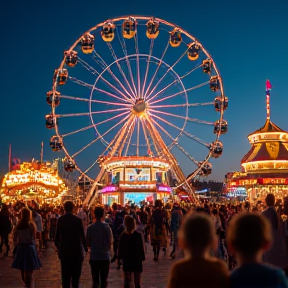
[0,161,68,204]
[97,156,172,205]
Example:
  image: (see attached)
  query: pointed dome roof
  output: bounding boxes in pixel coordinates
[248,119,285,137]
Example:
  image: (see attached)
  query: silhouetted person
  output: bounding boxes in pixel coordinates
[0,204,12,256]
[228,212,288,288]
[87,205,113,288]
[12,207,41,288]
[167,212,229,288]
[118,215,145,288]
[55,201,87,288]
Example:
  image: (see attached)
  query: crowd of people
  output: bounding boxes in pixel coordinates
[0,194,288,287]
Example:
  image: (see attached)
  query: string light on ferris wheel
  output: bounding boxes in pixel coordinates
[45,16,229,187]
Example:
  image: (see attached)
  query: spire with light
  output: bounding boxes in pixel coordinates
[266,79,272,120]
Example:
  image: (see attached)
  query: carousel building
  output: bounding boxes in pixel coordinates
[225,81,288,202]
[0,161,68,204]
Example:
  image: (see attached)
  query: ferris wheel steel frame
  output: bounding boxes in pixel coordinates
[48,15,227,200]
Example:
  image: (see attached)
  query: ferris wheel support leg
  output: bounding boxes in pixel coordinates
[83,167,105,207]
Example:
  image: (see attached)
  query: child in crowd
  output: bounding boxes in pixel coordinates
[167,212,229,288]
[227,212,288,288]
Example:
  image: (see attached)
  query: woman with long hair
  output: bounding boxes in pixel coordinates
[118,215,145,288]
[12,207,41,288]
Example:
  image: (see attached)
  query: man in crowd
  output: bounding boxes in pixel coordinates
[87,205,113,288]
[55,201,87,288]
[0,204,12,256]
[170,203,183,258]
[262,193,282,266]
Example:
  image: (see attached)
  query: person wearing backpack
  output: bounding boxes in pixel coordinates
[0,204,13,256]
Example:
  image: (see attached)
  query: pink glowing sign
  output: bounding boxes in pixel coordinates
[157,185,172,193]
[100,186,117,193]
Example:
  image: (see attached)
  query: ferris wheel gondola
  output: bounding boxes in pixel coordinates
[45,15,228,194]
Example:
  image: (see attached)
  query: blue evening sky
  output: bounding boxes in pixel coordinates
[0,0,287,181]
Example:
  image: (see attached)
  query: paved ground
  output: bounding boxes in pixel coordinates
[0,240,180,288]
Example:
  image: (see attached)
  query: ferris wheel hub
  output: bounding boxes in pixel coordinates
[132,98,147,117]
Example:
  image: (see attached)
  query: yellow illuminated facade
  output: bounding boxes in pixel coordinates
[0,161,68,203]
[225,118,288,202]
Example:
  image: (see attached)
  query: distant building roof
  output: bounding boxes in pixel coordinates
[248,119,285,136]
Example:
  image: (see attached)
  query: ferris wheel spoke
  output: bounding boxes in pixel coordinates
[61,110,129,138]
[91,52,107,70]
[56,107,128,118]
[72,113,130,158]
[78,57,99,76]
[149,109,214,125]
[149,117,198,165]
[59,95,90,102]
[150,102,214,109]
[101,115,134,156]
[108,115,136,157]
[141,39,154,97]
[92,107,129,114]
[180,64,202,79]
[92,51,134,103]
[174,143,199,165]
[69,76,133,104]
[136,118,140,156]
[78,56,133,103]
[92,110,130,127]
[147,116,175,158]
[145,48,188,100]
[143,41,170,99]
[149,112,210,147]
[95,75,134,104]
[94,85,133,104]
[119,116,136,156]
[62,124,95,138]
[59,94,131,107]
[83,159,100,175]
[134,31,141,97]
[69,76,94,89]
[116,28,138,97]
[140,118,152,155]
[146,79,177,103]
[148,81,210,105]
[56,112,91,118]
[143,118,161,157]
[149,115,176,142]
[106,43,137,100]
[124,118,136,156]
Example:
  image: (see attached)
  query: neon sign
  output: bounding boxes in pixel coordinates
[100,186,117,193]
[156,184,172,192]
[258,178,288,185]
[239,179,257,185]
[238,178,288,185]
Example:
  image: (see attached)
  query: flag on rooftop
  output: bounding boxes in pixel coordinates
[266,79,272,95]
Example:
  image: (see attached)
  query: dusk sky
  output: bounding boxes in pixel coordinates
[0,0,287,181]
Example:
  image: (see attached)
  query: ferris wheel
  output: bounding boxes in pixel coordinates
[46,16,228,188]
